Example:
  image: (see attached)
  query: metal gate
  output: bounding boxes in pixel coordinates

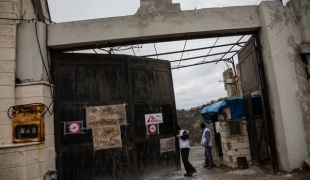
[238,35,277,174]
[53,53,180,180]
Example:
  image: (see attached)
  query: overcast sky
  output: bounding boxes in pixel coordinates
[47,0,289,110]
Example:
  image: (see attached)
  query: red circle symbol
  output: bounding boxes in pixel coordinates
[68,122,81,134]
[148,124,158,135]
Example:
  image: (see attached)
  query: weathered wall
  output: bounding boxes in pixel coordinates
[287,0,310,162]
[258,1,309,170]
[0,0,55,179]
[47,1,261,49]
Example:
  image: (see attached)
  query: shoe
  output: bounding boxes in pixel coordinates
[207,166,213,169]
[188,169,197,176]
[184,173,192,177]
[202,165,208,168]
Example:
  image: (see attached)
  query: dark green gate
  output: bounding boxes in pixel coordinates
[53,53,180,180]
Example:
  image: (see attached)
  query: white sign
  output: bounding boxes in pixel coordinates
[145,113,163,124]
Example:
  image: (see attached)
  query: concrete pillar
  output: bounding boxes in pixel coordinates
[258,1,309,171]
[16,22,50,83]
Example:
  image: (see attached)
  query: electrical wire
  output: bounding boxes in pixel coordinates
[34,0,54,115]
[7,103,53,119]
[0,17,35,21]
[38,8,56,24]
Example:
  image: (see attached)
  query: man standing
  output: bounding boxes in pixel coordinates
[176,125,197,177]
[201,123,213,169]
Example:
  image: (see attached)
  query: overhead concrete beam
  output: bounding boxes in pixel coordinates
[47,2,261,50]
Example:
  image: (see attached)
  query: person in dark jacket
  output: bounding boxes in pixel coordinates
[201,123,213,169]
[176,125,197,177]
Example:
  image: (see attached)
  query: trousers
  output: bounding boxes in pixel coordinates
[181,148,195,173]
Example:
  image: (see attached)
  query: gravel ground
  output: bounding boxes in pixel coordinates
[147,146,310,180]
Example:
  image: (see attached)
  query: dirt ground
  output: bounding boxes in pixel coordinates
[147,146,310,180]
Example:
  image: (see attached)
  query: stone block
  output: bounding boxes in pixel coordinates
[226,113,231,120]
[0,2,17,14]
[240,148,251,155]
[0,60,14,72]
[223,155,228,162]
[242,129,248,135]
[227,136,239,143]
[242,142,250,148]
[220,122,229,132]
[230,142,243,149]
[0,111,12,125]
[246,155,251,161]
[0,151,24,168]
[0,124,12,139]
[15,96,43,105]
[0,166,25,180]
[25,143,44,151]
[15,84,44,98]
[0,36,16,48]
[0,12,18,25]
[0,48,15,60]
[44,135,55,148]
[0,71,15,86]
[45,122,54,135]
[226,149,240,156]
[243,136,249,142]
[24,149,44,166]
[43,159,56,175]
[0,86,14,98]
[0,24,15,36]
[43,84,54,98]
[220,131,229,138]
[221,137,227,143]
[44,147,56,161]
[45,113,54,123]
[0,138,11,145]
[25,163,44,180]
[223,106,230,114]
[218,114,224,120]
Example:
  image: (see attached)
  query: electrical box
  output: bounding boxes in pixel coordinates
[12,104,45,143]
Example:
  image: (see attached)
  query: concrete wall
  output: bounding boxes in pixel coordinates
[0,0,55,179]
[287,0,310,165]
[258,1,309,170]
[47,1,261,49]
[16,22,49,83]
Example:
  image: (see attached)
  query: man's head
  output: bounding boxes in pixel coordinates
[177,125,181,133]
[200,123,206,130]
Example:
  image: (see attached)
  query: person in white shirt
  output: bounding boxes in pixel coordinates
[201,123,213,169]
[176,125,197,177]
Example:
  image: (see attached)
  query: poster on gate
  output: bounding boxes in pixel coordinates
[86,104,127,129]
[92,126,122,150]
[144,113,163,125]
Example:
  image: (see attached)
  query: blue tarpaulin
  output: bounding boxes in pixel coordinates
[200,97,262,123]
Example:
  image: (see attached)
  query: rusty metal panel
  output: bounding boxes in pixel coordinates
[238,37,260,95]
[12,104,45,142]
[53,53,179,180]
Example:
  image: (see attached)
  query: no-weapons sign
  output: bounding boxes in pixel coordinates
[145,113,163,125]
